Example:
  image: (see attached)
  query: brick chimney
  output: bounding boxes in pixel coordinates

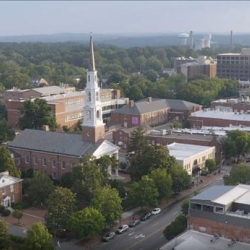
[147,97,152,103]
[129,100,135,108]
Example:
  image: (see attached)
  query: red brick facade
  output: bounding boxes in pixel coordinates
[10,148,80,180]
[190,217,250,244]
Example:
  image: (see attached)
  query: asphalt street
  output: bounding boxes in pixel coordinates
[92,178,224,250]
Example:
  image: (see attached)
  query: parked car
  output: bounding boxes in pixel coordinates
[140,212,151,221]
[102,232,116,242]
[129,220,140,227]
[152,208,161,215]
[116,225,129,234]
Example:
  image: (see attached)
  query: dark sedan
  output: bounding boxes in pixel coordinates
[140,212,151,221]
[129,219,140,227]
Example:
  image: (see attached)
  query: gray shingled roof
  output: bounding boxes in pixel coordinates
[112,98,200,115]
[8,129,103,157]
[32,86,65,96]
[191,185,235,201]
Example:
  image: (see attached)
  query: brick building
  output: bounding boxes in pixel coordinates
[6,87,127,130]
[7,35,120,180]
[217,48,250,81]
[189,109,250,128]
[0,171,22,208]
[113,128,222,164]
[110,98,201,128]
[174,57,197,73]
[180,56,217,81]
[190,184,250,244]
[211,97,250,112]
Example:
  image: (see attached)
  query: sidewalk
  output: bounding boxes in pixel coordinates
[68,165,230,249]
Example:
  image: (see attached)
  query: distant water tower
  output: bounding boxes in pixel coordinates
[178,33,189,46]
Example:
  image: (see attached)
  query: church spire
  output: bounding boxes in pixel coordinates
[89,32,96,71]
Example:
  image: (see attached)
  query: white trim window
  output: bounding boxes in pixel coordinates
[11,195,14,202]
[52,172,57,179]
[61,161,66,169]
[2,188,6,195]
[10,185,14,193]
[52,159,57,168]
[25,155,29,163]
[43,158,47,166]
[34,156,38,165]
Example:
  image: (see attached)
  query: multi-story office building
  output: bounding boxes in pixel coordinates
[217,48,250,80]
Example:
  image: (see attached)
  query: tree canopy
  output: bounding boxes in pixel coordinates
[46,187,76,232]
[24,222,54,250]
[224,164,250,185]
[91,186,122,228]
[128,175,159,209]
[19,99,57,130]
[222,130,250,160]
[69,207,105,240]
[0,146,20,177]
[0,219,9,250]
[25,170,55,206]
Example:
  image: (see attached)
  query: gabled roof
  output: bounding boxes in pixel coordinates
[112,98,200,115]
[0,174,22,188]
[8,129,107,157]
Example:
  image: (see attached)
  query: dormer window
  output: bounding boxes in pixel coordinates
[88,75,90,82]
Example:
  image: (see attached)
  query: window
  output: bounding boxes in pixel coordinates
[43,158,47,166]
[2,188,6,195]
[11,195,14,202]
[97,110,100,118]
[215,206,224,214]
[25,155,29,163]
[96,92,99,101]
[88,92,91,101]
[88,75,90,82]
[52,172,57,179]
[71,162,76,169]
[34,156,38,165]
[10,185,14,193]
[61,161,66,169]
[52,159,57,168]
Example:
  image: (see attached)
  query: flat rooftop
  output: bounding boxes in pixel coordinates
[160,230,250,250]
[167,142,214,161]
[190,109,250,121]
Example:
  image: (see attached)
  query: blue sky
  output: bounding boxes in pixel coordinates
[0,1,249,36]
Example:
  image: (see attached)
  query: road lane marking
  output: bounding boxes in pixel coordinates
[128,232,135,236]
[153,223,159,227]
[125,224,169,250]
[135,234,145,239]
[172,211,179,215]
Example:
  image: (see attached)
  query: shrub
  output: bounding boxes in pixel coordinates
[13,203,23,210]
[2,209,11,216]
[9,234,26,250]
[0,205,5,213]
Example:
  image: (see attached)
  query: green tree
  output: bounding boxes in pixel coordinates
[71,156,107,204]
[25,171,55,206]
[205,159,217,173]
[0,219,10,250]
[222,130,250,160]
[0,101,7,120]
[69,207,105,240]
[0,119,15,143]
[163,214,187,241]
[46,187,76,232]
[128,175,159,210]
[149,168,172,200]
[24,222,54,250]
[224,164,250,185]
[170,164,192,194]
[12,209,23,224]
[95,155,119,178]
[91,186,122,227]
[128,126,148,153]
[181,199,189,216]
[129,144,176,181]
[19,99,57,130]
[0,146,21,177]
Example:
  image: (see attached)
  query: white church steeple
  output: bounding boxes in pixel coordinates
[82,33,105,142]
